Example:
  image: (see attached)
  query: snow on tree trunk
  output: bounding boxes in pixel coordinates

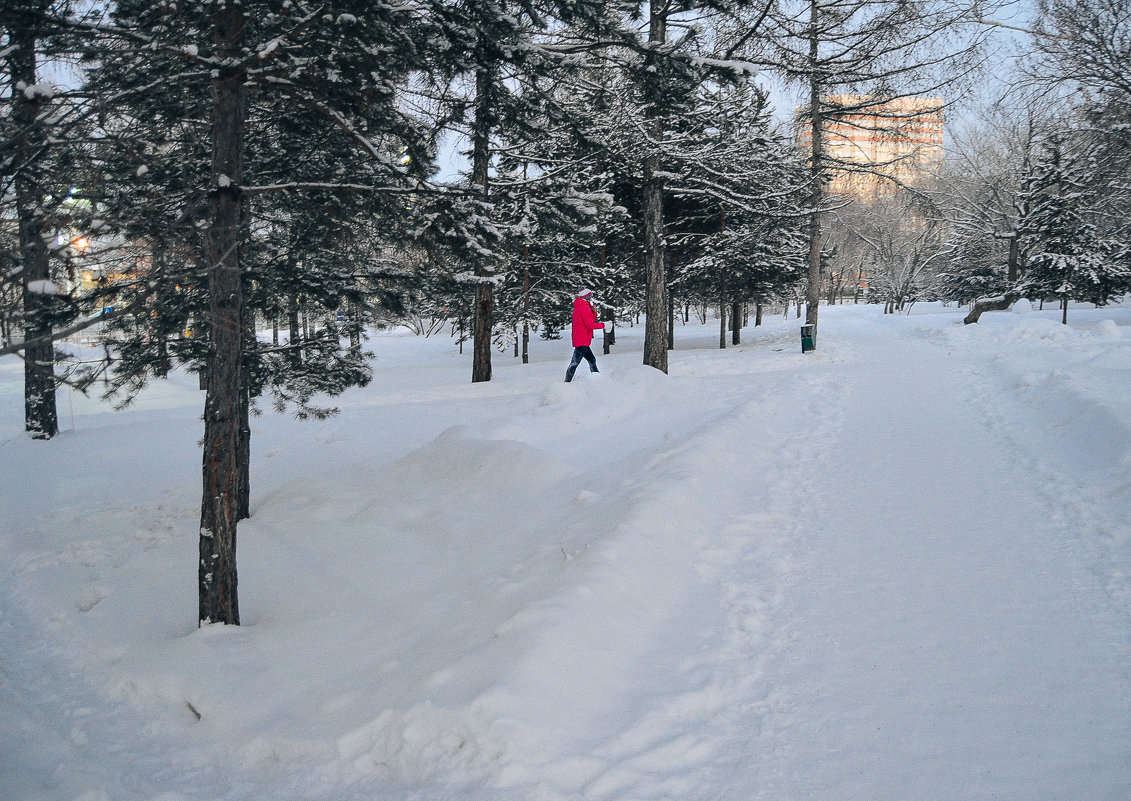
[198,5,247,627]
[643,154,668,372]
[641,5,669,373]
[10,13,58,440]
[803,0,823,348]
[962,292,1020,325]
[472,66,494,384]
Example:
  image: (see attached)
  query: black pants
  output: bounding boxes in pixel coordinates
[565,346,598,382]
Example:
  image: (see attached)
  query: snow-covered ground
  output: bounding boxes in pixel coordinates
[2,301,1129,801]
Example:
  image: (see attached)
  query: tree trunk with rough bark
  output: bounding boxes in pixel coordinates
[471,66,494,383]
[198,3,247,626]
[10,12,58,439]
[642,7,669,373]
[718,268,727,349]
[803,0,824,349]
[963,292,1020,324]
[521,250,530,364]
[643,153,667,371]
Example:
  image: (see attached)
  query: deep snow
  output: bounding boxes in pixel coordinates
[1,302,1129,801]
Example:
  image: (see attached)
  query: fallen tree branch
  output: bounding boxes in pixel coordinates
[963,292,1021,324]
[0,300,141,359]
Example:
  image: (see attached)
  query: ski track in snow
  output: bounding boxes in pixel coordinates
[2,305,1130,800]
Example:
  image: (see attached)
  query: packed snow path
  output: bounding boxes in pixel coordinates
[1,304,1129,800]
[475,314,1131,800]
[734,320,1131,799]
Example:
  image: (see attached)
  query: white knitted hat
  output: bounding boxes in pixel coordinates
[578,288,593,298]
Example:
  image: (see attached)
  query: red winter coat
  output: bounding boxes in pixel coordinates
[571,296,605,346]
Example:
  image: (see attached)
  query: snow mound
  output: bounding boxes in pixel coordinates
[381,425,576,497]
[335,703,502,784]
[1095,319,1122,338]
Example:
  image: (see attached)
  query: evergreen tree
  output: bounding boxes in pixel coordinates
[86,0,444,625]
[935,94,1060,321]
[1031,0,1131,293]
[543,5,806,370]
[1019,135,1129,323]
[1,1,96,438]
[417,0,611,382]
[665,82,808,345]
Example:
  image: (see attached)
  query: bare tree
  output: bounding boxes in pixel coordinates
[1030,0,1131,266]
[757,0,997,347]
[843,192,947,312]
[935,90,1062,322]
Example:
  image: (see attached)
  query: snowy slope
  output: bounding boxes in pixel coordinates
[1,302,1129,801]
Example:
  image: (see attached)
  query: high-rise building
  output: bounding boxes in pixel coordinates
[797,95,944,198]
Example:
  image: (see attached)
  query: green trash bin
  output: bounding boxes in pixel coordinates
[801,324,815,353]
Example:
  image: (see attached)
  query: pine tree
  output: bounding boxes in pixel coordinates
[488,160,624,359]
[1,1,94,438]
[86,0,445,626]
[1032,0,1131,296]
[538,3,802,370]
[417,0,611,382]
[1019,135,1129,323]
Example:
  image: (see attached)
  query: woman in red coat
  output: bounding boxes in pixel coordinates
[565,288,605,382]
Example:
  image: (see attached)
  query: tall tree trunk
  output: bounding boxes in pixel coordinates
[522,247,530,364]
[731,300,742,345]
[643,160,667,370]
[718,267,727,349]
[642,7,668,373]
[198,4,247,626]
[10,12,58,439]
[471,65,494,383]
[1007,232,1020,284]
[153,240,171,378]
[804,0,823,348]
[287,295,301,362]
[237,303,253,522]
[600,251,614,355]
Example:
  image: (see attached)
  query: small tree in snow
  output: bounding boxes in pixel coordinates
[1018,135,1130,323]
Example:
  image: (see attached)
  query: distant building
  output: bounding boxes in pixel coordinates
[797,95,944,199]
